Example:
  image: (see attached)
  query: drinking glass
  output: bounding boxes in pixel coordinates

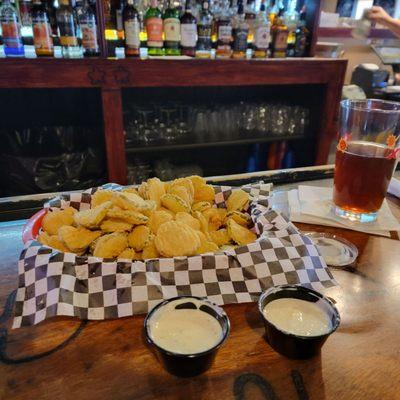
[333,99,400,222]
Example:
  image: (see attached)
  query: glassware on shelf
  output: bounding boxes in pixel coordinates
[124,101,310,147]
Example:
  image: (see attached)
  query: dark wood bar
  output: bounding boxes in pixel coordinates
[1,167,399,399]
[0,58,347,185]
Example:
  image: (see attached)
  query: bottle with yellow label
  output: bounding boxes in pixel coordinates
[32,0,54,56]
[56,0,82,58]
[271,8,287,58]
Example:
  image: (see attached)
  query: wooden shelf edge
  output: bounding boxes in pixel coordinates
[125,134,305,154]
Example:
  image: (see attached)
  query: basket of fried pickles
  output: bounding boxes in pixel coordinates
[36,176,258,260]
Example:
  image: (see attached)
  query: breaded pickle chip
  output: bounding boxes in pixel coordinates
[42,207,76,236]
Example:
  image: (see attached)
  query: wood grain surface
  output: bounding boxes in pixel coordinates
[1,190,399,400]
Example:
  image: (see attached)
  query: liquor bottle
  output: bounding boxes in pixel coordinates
[284,0,298,57]
[163,0,180,55]
[210,0,220,46]
[18,0,33,38]
[270,7,287,58]
[104,0,118,41]
[244,0,255,48]
[116,0,125,41]
[78,0,99,56]
[74,0,84,39]
[253,0,269,58]
[46,0,58,36]
[215,0,231,58]
[56,0,82,57]
[196,0,212,58]
[145,0,163,56]
[123,0,140,57]
[231,0,248,59]
[180,0,197,57]
[294,9,308,57]
[31,0,53,56]
[0,0,25,57]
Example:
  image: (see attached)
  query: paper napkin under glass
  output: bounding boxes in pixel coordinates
[288,182,400,237]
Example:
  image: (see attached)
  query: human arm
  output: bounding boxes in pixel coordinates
[367,6,400,37]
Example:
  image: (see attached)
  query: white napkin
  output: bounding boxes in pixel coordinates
[388,177,400,199]
[288,185,400,237]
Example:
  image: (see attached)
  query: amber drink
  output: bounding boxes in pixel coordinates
[334,100,400,222]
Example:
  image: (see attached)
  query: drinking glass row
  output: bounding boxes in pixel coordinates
[124,102,309,146]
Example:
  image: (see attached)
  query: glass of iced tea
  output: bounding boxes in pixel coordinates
[333,99,400,222]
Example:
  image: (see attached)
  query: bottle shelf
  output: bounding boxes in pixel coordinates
[125,133,305,154]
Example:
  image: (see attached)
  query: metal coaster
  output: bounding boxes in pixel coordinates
[303,232,358,267]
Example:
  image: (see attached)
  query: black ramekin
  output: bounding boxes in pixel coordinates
[144,296,230,377]
[258,285,340,359]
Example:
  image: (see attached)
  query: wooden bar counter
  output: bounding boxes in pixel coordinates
[0,167,399,400]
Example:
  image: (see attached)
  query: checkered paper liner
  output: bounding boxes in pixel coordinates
[13,183,336,328]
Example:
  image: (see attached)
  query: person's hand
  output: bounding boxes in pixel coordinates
[366,6,393,25]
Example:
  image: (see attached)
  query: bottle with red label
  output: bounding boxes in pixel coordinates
[180,0,197,57]
[0,0,25,57]
[145,0,163,56]
[32,0,54,57]
[78,0,99,57]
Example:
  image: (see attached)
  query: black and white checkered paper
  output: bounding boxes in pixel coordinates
[13,183,336,328]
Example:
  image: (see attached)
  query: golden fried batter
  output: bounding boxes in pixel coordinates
[148,210,174,234]
[226,211,252,227]
[227,219,256,246]
[91,190,114,207]
[93,232,128,258]
[100,219,133,233]
[142,240,159,259]
[161,194,190,214]
[175,212,201,231]
[193,184,215,202]
[155,221,200,257]
[147,177,166,207]
[58,226,102,253]
[42,207,76,236]
[118,248,139,260]
[226,189,250,213]
[128,225,152,251]
[106,208,148,225]
[37,231,70,252]
[209,229,231,247]
[74,201,112,229]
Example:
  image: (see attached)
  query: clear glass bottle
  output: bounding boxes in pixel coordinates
[18,0,34,38]
[270,7,287,58]
[145,0,164,55]
[253,0,269,58]
[0,0,25,57]
[163,0,180,55]
[123,0,140,56]
[215,0,231,58]
[244,0,255,48]
[180,0,197,57]
[56,0,82,57]
[32,0,54,56]
[196,0,212,58]
[78,0,99,56]
[232,0,248,59]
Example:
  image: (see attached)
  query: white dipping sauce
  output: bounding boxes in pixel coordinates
[263,298,331,337]
[149,299,223,354]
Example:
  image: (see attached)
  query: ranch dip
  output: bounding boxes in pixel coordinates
[149,298,223,354]
[263,298,332,337]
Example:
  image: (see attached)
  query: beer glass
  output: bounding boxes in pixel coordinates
[333,99,400,222]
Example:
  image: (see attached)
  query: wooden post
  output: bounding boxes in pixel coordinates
[101,88,127,184]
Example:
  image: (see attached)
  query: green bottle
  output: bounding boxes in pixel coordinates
[145,0,164,56]
[163,0,181,55]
